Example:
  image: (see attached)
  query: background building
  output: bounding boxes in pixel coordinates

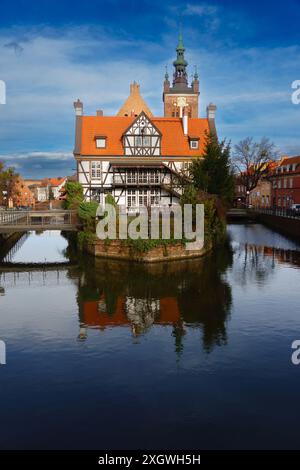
[163,34,199,118]
[35,177,67,202]
[249,178,272,208]
[10,177,35,208]
[270,155,300,208]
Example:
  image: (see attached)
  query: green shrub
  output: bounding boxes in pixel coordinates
[78,201,98,221]
[124,237,183,254]
[63,182,84,209]
[77,231,96,250]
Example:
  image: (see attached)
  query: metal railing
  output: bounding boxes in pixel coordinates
[0,210,78,229]
[252,207,300,220]
[0,211,27,224]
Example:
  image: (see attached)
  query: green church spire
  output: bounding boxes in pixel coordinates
[173,31,188,67]
[172,31,188,85]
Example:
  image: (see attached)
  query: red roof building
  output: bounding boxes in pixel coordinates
[270,156,300,208]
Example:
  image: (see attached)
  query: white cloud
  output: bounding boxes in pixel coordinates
[0,152,73,161]
[184,3,218,17]
[0,23,299,171]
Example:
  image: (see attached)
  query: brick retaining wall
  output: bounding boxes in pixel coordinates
[256,213,300,241]
[86,239,210,263]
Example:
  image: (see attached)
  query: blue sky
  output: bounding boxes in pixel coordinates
[0,0,299,178]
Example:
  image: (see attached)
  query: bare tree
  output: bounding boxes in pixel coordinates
[233,137,278,192]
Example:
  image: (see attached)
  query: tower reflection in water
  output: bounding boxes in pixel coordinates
[76,245,233,353]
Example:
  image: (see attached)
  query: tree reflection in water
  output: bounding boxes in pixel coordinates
[231,242,300,288]
[76,243,233,354]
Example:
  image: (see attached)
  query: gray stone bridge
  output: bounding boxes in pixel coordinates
[0,210,79,233]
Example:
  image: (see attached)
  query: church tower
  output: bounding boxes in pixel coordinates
[163,33,199,118]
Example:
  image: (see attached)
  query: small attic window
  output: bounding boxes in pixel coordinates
[190,140,199,149]
[95,136,106,149]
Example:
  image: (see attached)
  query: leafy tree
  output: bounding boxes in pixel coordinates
[0,162,19,206]
[63,181,84,209]
[48,186,55,201]
[180,185,226,243]
[233,137,278,192]
[190,133,234,204]
[180,184,198,206]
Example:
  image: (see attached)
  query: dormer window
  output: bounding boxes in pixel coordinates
[189,139,199,149]
[95,136,106,149]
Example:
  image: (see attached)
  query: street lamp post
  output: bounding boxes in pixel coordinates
[246,190,250,209]
[2,190,7,209]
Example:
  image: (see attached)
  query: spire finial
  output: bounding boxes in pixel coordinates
[194,65,198,80]
[165,65,169,81]
[177,23,184,51]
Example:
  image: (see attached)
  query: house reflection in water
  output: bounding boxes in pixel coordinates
[76,247,233,353]
[79,294,182,339]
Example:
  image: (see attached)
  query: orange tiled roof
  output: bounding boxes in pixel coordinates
[40,177,66,187]
[270,156,300,176]
[79,115,210,157]
[280,155,300,166]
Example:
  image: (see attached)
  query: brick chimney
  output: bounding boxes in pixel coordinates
[207,103,217,136]
[182,107,188,136]
[96,110,103,116]
[207,103,217,120]
[73,99,83,116]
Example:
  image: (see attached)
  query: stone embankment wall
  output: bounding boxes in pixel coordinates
[256,213,300,241]
[86,239,210,263]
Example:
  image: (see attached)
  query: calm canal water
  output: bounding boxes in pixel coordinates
[0,224,300,450]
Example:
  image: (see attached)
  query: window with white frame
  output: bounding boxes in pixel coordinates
[150,189,159,206]
[127,170,136,184]
[139,190,148,206]
[149,170,154,184]
[149,170,159,184]
[95,137,106,148]
[138,171,147,184]
[190,140,199,149]
[127,189,136,208]
[143,136,150,146]
[135,135,151,147]
[91,162,101,179]
[135,136,142,147]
